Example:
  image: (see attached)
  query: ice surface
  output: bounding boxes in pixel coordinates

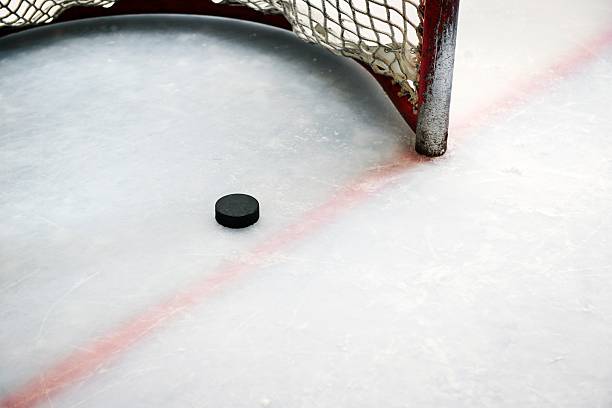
[1,2,612,407]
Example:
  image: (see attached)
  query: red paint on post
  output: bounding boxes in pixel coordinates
[417,0,461,107]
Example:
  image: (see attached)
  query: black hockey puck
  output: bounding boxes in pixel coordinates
[215,194,260,229]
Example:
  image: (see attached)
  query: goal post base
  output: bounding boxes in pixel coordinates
[415,129,448,157]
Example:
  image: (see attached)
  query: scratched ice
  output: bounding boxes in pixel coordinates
[1,1,612,407]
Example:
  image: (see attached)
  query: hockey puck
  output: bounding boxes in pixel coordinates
[215,193,260,229]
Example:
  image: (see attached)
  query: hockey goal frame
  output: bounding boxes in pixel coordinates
[0,0,460,157]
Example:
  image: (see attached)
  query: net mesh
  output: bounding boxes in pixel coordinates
[0,0,423,103]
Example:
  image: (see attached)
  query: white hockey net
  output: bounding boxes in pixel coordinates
[0,0,423,102]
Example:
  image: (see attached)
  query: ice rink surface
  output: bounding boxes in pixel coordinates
[1,1,612,406]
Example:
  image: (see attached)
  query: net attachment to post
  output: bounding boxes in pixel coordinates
[0,0,459,157]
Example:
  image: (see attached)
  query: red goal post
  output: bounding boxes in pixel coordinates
[0,0,460,157]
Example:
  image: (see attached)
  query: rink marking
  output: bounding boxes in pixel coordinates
[2,26,612,408]
[452,28,612,136]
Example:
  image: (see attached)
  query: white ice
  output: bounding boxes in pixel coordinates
[1,1,612,406]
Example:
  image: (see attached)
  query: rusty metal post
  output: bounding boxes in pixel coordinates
[415,0,461,157]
